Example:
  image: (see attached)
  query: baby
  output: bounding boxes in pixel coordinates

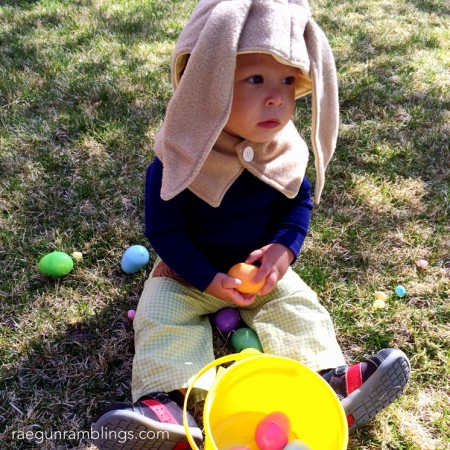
[93,1,410,448]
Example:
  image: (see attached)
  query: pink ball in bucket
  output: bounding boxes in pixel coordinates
[255,412,290,450]
[214,307,241,334]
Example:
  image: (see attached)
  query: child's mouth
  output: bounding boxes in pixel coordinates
[258,120,280,129]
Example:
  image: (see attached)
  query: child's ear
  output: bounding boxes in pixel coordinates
[155,0,252,201]
[304,19,339,204]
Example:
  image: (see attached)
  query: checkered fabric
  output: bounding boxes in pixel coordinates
[132,267,346,403]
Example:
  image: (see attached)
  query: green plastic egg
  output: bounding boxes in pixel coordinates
[231,327,263,352]
[38,251,74,277]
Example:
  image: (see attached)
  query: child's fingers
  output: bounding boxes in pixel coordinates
[257,271,278,295]
[245,248,264,264]
[221,276,256,305]
[252,260,273,283]
[222,275,242,290]
[230,292,256,307]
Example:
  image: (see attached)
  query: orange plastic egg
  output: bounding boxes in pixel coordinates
[228,263,266,294]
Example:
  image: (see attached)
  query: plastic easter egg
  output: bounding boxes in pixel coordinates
[121,245,150,274]
[255,412,290,450]
[240,348,261,355]
[214,307,241,334]
[72,251,83,261]
[416,259,429,270]
[374,291,388,301]
[373,299,386,309]
[395,285,406,297]
[231,327,263,352]
[228,263,266,294]
[283,440,312,450]
[128,309,136,320]
[38,251,74,277]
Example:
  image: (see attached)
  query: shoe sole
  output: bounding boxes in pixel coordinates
[342,348,411,433]
[92,409,203,449]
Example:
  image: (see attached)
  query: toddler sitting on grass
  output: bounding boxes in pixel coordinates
[93,1,410,448]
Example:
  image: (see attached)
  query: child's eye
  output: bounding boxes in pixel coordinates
[247,75,264,84]
[283,76,296,85]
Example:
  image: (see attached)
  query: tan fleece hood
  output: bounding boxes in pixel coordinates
[154,0,339,206]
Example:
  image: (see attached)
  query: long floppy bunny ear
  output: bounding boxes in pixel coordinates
[155,0,339,205]
[154,0,252,201]
[304,18,339,204]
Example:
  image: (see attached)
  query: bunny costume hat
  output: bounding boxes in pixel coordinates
[154,0,339,206]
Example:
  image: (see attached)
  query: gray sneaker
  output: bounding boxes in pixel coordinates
[92,392,203,449]
[323,348,411,433]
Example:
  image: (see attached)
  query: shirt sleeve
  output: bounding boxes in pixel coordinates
[270,176,313,262]
[144,158,218,291]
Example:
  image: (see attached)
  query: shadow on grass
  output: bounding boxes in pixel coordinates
[0,2,183,446]
[0,300,136,448]
[407,0,450,14]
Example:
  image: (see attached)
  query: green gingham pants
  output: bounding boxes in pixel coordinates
[132,267,346,403]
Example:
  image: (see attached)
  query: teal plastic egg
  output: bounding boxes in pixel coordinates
[231,327,263,352]
[121,245,150,274]
[395,285,406,297]
[38,251,74,277]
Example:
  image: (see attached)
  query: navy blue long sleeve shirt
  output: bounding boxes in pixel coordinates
[145,157,313,291]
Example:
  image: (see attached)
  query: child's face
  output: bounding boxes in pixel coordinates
[224,53,299,143]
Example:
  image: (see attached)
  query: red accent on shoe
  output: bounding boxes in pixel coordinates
[141,399,179,425]
[347,414,355,427]
[346,362,363,395]
[174,443,190,450]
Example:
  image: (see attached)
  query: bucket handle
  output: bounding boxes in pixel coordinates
[183,351,261,449]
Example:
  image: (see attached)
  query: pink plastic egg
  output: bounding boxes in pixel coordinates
[255,412,290,450]
[416,259,429,270]
[127,309,136,320]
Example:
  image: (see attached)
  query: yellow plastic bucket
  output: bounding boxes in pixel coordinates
[183,352,348,450]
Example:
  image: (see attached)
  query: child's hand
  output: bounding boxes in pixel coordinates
[205,273,256,306]
[245,243,294,295]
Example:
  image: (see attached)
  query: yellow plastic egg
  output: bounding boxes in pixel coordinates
[72,251,83,261]
[373,299,386,309]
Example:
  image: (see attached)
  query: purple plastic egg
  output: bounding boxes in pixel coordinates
[213,307,241,334]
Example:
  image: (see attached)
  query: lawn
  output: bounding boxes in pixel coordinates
[0,0,449,449]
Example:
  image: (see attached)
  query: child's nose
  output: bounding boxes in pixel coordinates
[265,90,284,107]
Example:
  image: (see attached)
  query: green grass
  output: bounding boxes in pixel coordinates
[1,0,449,448]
